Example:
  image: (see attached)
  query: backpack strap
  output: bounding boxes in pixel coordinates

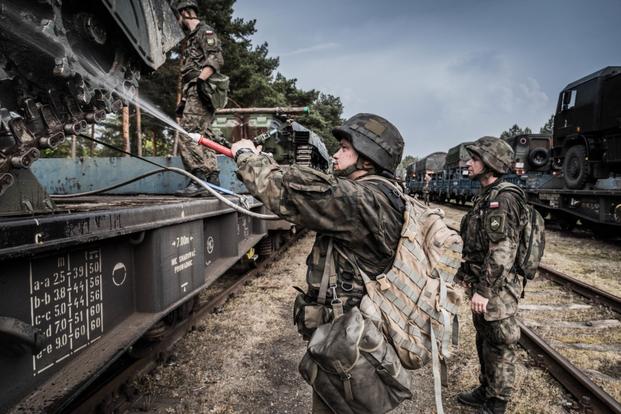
[358,175,405,214]
[317,239,344,318]
[518,205,537,298]
[430,322,446,414]
[489,181,531,297]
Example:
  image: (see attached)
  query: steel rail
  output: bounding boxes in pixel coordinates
[60,230,308,413]
[446,221,621,412]
[518,321,621,414]
[538,263,621,314]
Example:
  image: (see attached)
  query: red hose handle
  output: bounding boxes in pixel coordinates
[189,133,233,158]
[197,136,233,158]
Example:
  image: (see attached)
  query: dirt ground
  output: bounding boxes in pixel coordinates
[130,228,588,414]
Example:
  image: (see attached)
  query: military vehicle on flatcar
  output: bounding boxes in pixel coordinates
[408,151,446,198]
[552,66,621,190]
[404,162,416,194]
[526,67,621,234]
[444,141,479,204]
[504,133,553,175]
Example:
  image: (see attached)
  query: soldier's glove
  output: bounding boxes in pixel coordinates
[196,78,214,107]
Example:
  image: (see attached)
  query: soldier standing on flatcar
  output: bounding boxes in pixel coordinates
[231,114,405,413]
[455,136,529,414]
[173,0,229,195]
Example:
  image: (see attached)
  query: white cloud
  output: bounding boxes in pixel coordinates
[276,42,340,57]
[279,44,552,157]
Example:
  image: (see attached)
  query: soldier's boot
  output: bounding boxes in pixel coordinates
[206,171,220,187]
[478,397,507,414]
[175,172,209,197]
[456,386,486,408]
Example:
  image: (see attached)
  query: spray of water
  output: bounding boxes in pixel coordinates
[0,4,190,137]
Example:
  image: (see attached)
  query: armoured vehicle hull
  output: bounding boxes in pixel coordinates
[0,0,183,199]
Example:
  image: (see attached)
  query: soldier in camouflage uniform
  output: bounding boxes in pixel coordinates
[231,113,405,414]
[422,172,431,205]
[173,0,227,194]
[456,136,528,414]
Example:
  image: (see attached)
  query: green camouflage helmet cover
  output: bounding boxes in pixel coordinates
[332,113,404,174]
[171,0,198,13]
[466,136,514,174]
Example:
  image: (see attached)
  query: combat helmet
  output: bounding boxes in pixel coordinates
[465,136,514,174]
[172,0,198,13]
[332,113,404,174]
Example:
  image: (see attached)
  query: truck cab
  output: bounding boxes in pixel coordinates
[552,66,621,189]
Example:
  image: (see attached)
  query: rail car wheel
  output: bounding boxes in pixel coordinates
[528,148,549,168]
[553,213,577,231]
[563,145,590,189]
[589,223,616,239]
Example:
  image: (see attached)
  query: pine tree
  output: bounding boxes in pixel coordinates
[540,115,554,134]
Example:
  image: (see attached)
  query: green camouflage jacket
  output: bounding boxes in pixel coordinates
[458,179,528,320]
[180,21,223,85]
[236,152,404,309]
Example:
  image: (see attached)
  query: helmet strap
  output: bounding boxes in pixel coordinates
[470,165,493,181]
[333,163,359,177]
[333,157,376,178]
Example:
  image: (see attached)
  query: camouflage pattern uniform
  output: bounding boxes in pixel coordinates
[236,161,404,413]
[457,177,528,405]
[178,21,224,178]
[422,174,431,205]
[236,153,404,313]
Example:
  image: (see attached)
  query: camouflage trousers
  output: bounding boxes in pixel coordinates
[178,83,219,176]
[473,313,521,401]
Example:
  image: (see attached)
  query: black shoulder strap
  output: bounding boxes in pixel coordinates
[358,175,405,214]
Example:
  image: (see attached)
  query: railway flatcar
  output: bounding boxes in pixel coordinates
[0,2,332,412]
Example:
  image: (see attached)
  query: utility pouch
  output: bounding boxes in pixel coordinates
[206,73,229,109]
[293,292,331,340]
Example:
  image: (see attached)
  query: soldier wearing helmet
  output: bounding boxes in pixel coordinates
[456,136,529,414]
[172,0,229,195]
[231,113,406,413]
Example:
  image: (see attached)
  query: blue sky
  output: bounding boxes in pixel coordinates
[233,0,620,158]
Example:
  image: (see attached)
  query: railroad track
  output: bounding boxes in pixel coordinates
[58,230,307,413]
[521,265,621,414]
[443,218,621,413]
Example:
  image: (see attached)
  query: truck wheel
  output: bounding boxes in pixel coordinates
[563,145,590,189]
[528,148,549,168]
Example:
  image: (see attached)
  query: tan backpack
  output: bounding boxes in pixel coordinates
[349,176,464,413]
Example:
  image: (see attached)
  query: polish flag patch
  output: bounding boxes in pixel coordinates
[489,201,499,209]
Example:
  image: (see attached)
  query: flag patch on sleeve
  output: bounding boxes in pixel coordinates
[489,201,499,209]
